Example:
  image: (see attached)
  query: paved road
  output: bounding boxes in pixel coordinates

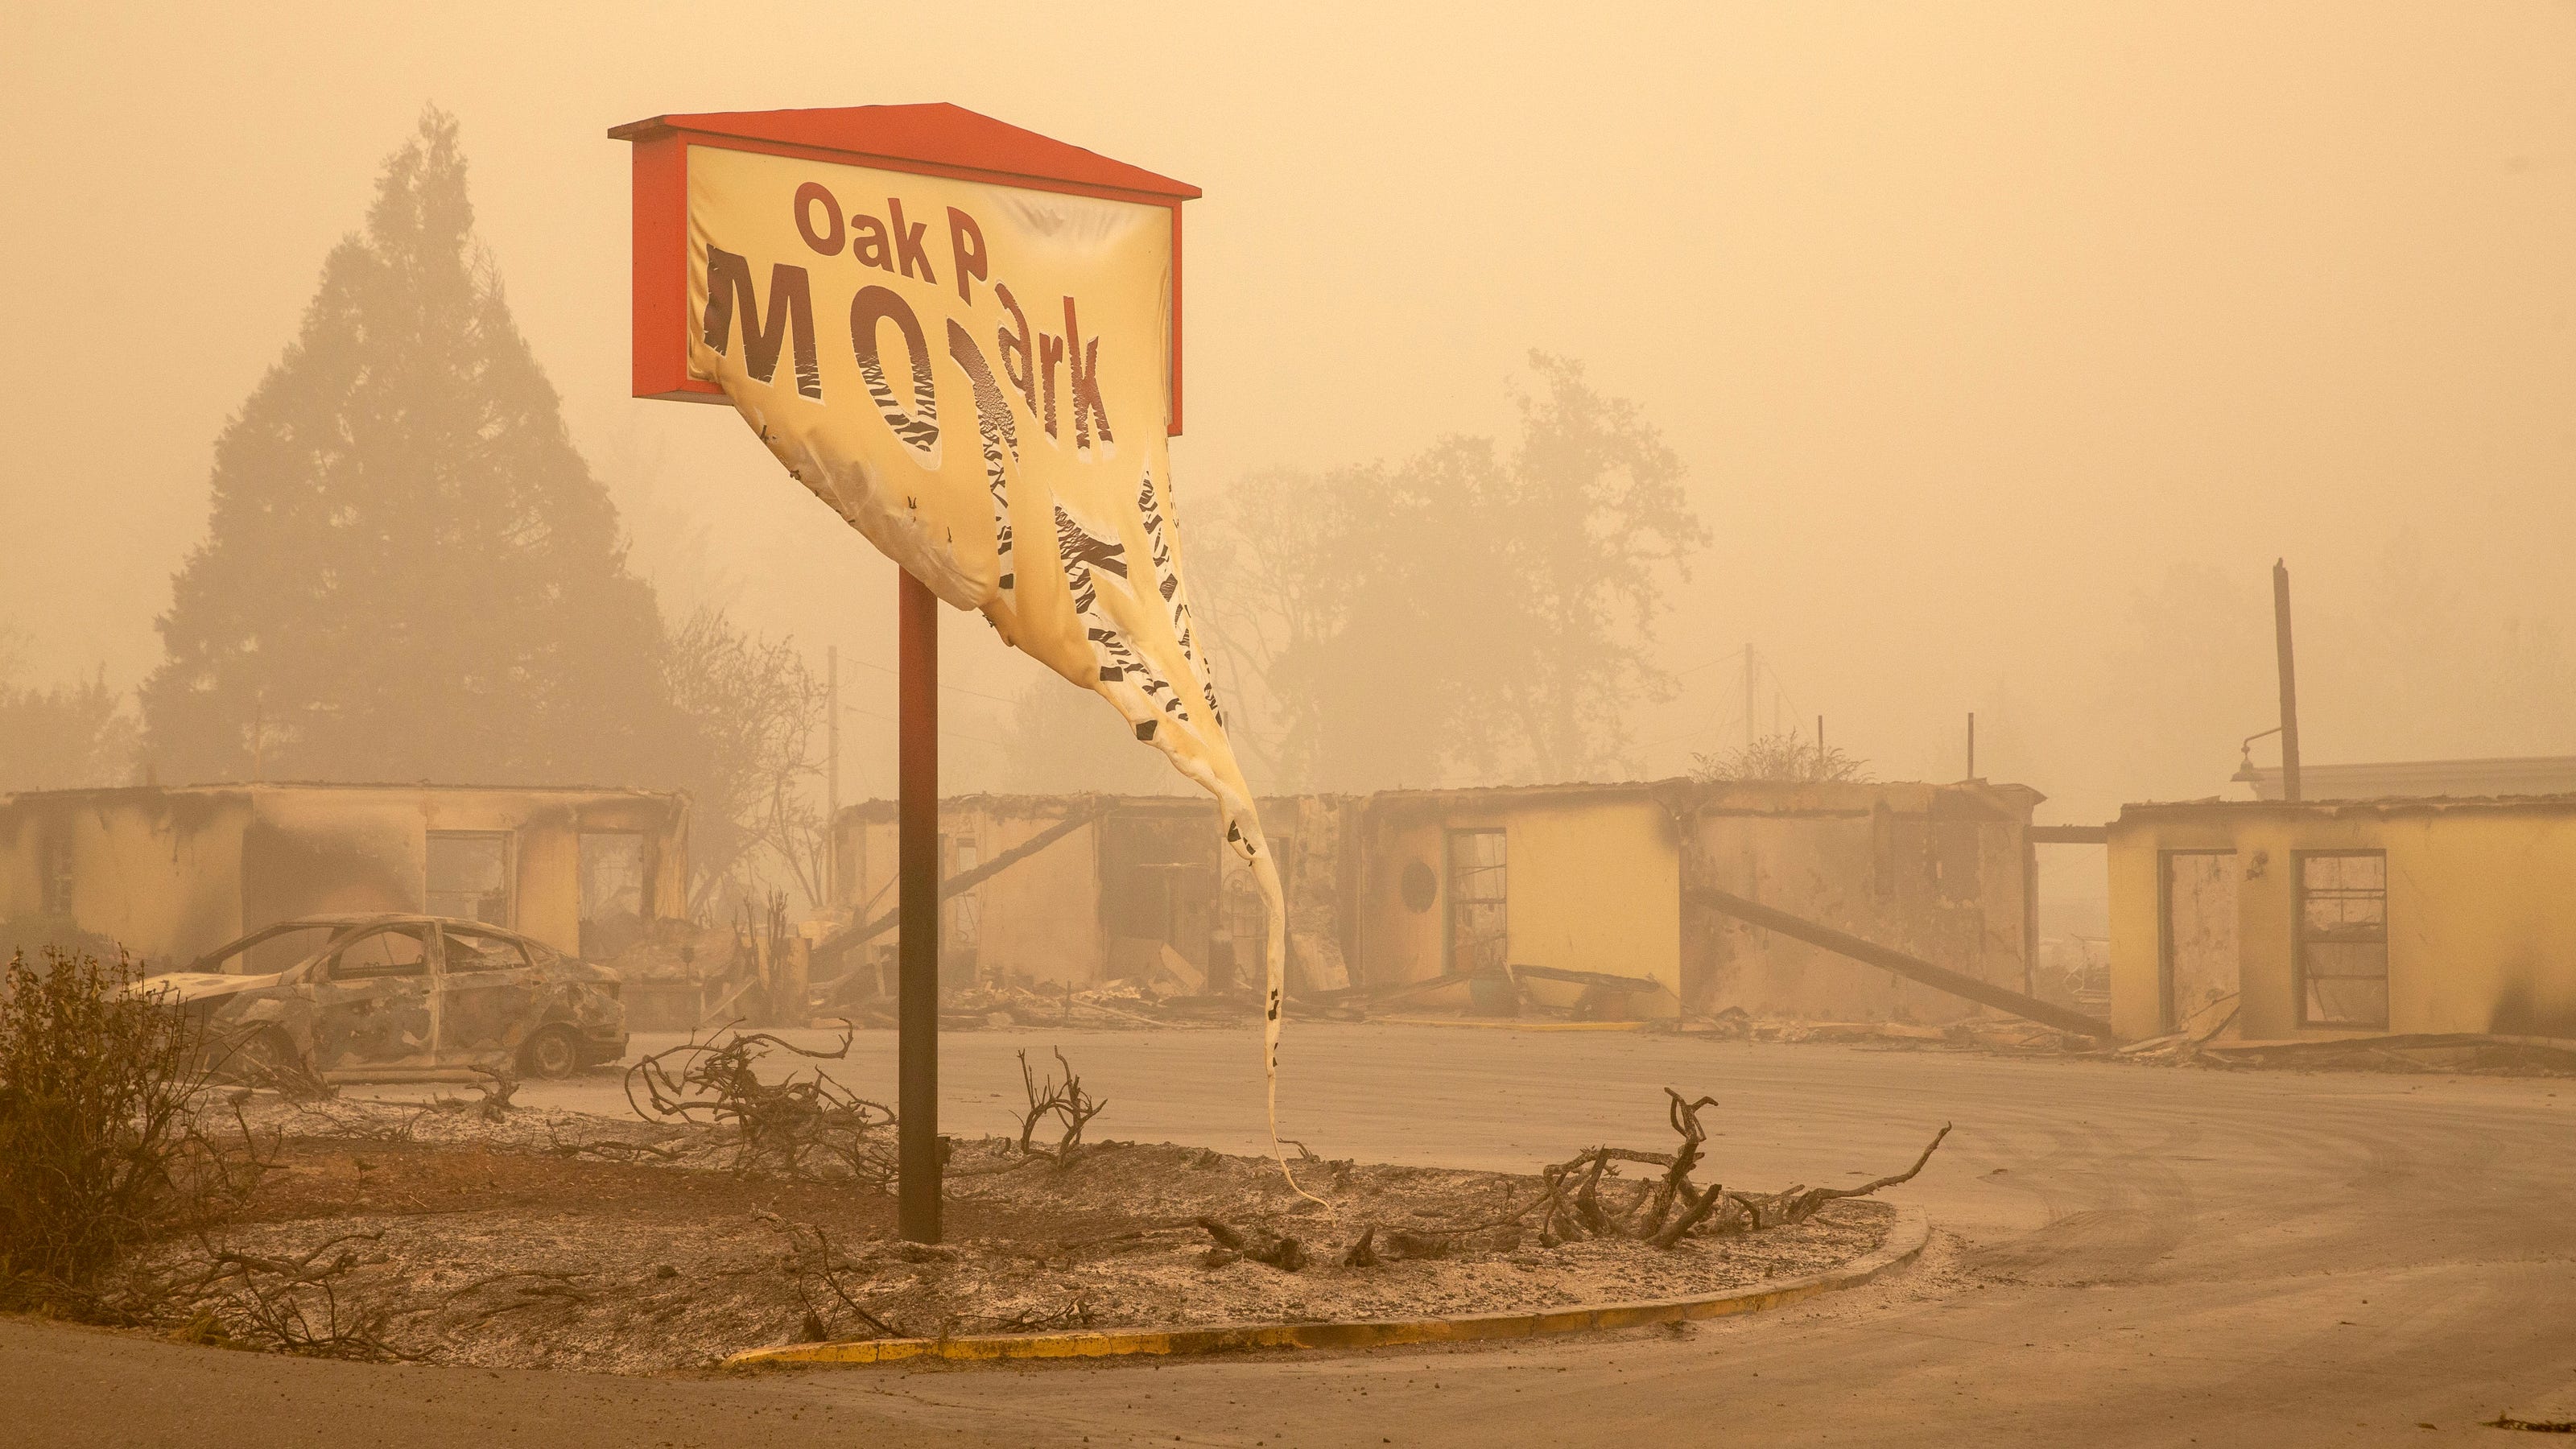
[6,1025,2573,1447]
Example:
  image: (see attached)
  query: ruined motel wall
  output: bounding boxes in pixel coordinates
[0,785,689,966]
[2109,799,2576,1042]
[1356,787,1683,1011]
[837,795,1112,989]
[0,787,257,965]
[1677,781,2042,1024]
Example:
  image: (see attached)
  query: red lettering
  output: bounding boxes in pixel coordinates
[701,246,821,398]
[997,283,1037,417]
[887,197,937,284]
[1062,296,1115,456]
[852,213,892,271]
[794,183,844,255]
[947,207,988,305]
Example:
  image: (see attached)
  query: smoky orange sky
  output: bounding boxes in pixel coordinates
[6,2,2573,872]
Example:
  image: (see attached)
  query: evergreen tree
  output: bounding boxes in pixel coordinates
[142,111,681,787]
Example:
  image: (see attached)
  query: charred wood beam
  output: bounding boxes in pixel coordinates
[1686,886,2117,1041]
[815,803,1104,961]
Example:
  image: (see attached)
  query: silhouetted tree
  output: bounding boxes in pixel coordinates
[1197,353,1703,790]
[0,626,136,792]
[140,110,679,788]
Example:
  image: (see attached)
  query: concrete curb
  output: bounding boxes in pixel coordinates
[1366,1017,1660,1032]
[727,1203,1930,1369]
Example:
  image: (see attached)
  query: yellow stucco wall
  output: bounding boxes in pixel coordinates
[1357,791,1682,1011]
[959,811,1107,989]
[0,790,254,961]
[838,802,1111,989]
[0,785,689,965]
[2109,800,2576,1042]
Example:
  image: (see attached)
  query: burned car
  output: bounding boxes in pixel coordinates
[138,914,627,1083]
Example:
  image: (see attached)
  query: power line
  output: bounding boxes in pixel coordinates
[837,704,1010,750]
[834,654,1024,707]
[1670,646,1748,679]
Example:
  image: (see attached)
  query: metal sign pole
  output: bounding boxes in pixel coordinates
[2273,559,2302,804]
[898,570,942,1242]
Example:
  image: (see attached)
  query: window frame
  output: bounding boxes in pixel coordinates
[425,830,517,927]
[2293,849,2390,1031]
[316,923,436,984]
[439,923,536,974]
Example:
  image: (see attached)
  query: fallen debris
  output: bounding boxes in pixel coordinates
[139,1231,408,1361]
[1016,1047,1107,1163]
[1195,1215,1309,1272]
[625,1026,895,1183]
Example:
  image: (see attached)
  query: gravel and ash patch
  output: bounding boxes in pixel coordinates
[109,1091,1898,1373]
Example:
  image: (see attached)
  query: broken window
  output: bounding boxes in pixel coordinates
[1446,829,1508,976]
[577,832,647,958]
[2297,852,2388,1030]
[426,831,513,926]
[1934,821,1983,902]
[1100,811,1217,954]
[41,834,72,916]
[324,924,431,981]
[1872,806,1934,900]
[443,925,532,972]
[945,837,982,955]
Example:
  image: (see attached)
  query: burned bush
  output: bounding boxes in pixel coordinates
[625,1026,896,1183]
[0,947,268,1310]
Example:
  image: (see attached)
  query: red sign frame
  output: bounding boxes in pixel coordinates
[608,103,1200,434]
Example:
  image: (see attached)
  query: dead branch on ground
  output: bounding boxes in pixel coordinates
[1717,1123,1953,1232]
[1195,1215,1308,1271]
[964,1294,1096,1334]
[541,1125,683,1164]
[444,1268,594,1328]
[431,1069,518,1122]
[134,1230,408,1360]
[1335,1089,1951,1261]
[761,1217,907,1340]
[1016,1048,1107,1163]
[625,1026,894,1184]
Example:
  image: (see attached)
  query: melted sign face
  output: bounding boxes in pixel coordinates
[685,147,1297,1162]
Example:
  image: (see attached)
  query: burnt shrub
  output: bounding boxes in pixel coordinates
[0,947,246,1309]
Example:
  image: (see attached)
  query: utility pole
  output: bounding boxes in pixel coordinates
[898,573,941,1243]
[1967,712,1976,781]
[2273,559,2302,803]
[826,645,841,910]
[1744,644,1758,749]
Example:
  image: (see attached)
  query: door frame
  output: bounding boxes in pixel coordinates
[1443,827,1509,978]
[2156,849,2236,1034]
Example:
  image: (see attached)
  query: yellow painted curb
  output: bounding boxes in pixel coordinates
[728,1204,1930,1368]
[1368,1017,1658,1032]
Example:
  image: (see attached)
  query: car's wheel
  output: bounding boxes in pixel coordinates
[520,1025,581,1080]
[214,1026,312,1092]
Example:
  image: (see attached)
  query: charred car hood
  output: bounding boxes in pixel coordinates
[134,971,284,1005]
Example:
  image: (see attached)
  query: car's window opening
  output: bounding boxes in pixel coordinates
[325,926,431,980]
[444,927,531,972]
[208,923,344,976]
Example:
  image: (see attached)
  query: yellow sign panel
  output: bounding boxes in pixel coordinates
[684,147,1296,1154]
